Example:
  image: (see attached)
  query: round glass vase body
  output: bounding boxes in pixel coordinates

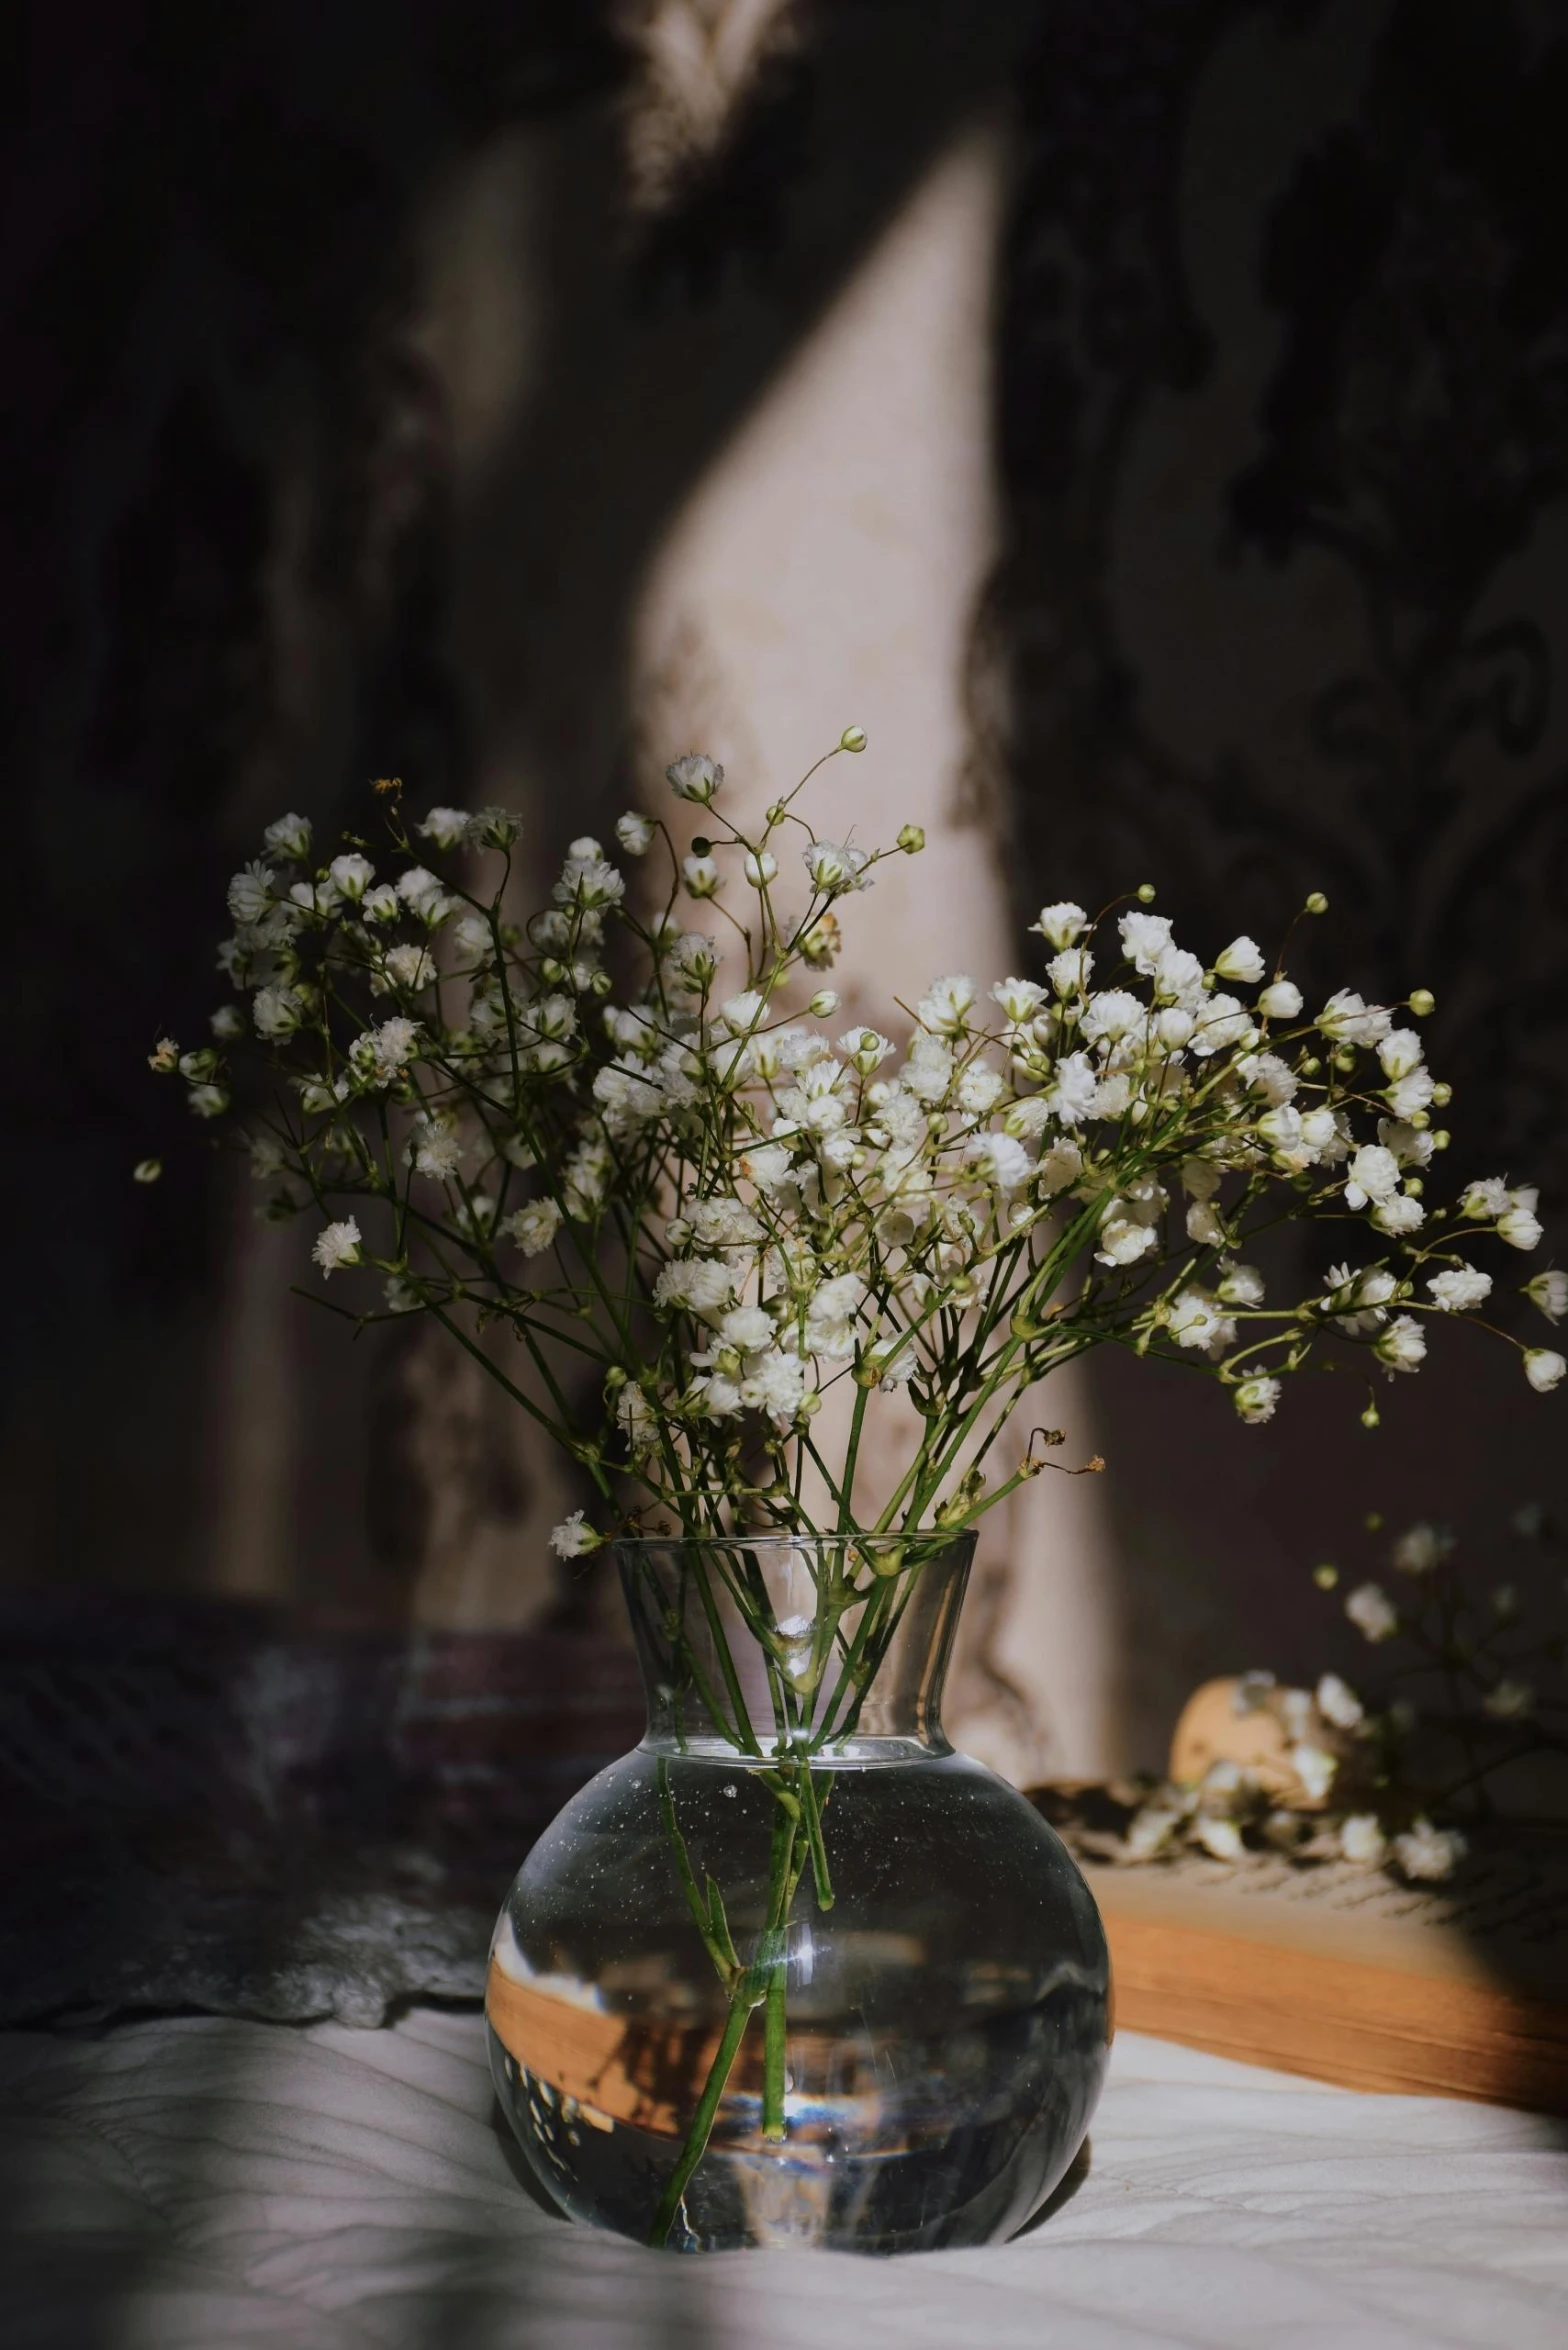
[487,1535,1110,2254]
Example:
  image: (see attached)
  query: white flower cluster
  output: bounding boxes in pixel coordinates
[148,736,1560,1550]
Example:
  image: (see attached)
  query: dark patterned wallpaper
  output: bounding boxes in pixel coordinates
[986,0,1568,1186]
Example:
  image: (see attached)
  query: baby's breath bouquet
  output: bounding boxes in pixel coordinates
[147,729,1562,2243]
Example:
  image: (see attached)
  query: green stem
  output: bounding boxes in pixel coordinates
[646,1990,754,2249]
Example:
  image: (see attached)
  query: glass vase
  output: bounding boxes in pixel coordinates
[486,1533,1110,2253]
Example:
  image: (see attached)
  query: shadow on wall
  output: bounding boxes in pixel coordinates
[0,0,1036,1618]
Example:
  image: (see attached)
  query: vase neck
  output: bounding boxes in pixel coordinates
[615,1533,974,1761]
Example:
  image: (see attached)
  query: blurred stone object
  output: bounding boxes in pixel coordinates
[0,1595,642,2029]
[1168,1676,1329,1809]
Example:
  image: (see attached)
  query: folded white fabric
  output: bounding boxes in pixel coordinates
[1,2014,1564,2350]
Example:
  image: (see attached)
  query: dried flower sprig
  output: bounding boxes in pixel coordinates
[1115,1506,1568,1883]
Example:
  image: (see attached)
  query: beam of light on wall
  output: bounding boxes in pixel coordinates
[631,120,1124,1782]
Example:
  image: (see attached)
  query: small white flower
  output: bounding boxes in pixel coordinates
[1032,901,1087,950]
[263,813,312,860]
[1392,1817,1466,1883]
[718,1303,775,1352]
[966,1132,1033,1193]
[840,1025,892,1073]
[502,1198,564,1257]
[360,1016,420,1085]
[615,811,655,855]
[1233,1374,1281,1424]
[1167,1288,1234,1355]
[1377,1028,1424,1081]
[1037,1139,1084,1194]
[383,1275,422,1314]
[666,753,722,804]
[1214,1259,1264,1307]
[362,884,399,924]
[990,975,1045,1024]
[1317,988,1392,1048]
[1118,909,1173,975]
[1047,947,1093,998]
[1385,1067,1435,1120]
[1081,988,1145,1045]
[1427,1265,1491,1313]
[1194,1816,1244,1862]
[1096,1212,1160,1267]
[1339,1813,1387,1865]
[549,1511,599,1558]
[384,943,436,992]
[1374,1314,1426,1375]
[682,852,721,898]
[397,864,447,916]
[249,1134,286,1181]
[418,807,473,849]
[1460,1176,1512,1219]
[227,861,275,925]
[1346,1581,1397,1642]
[741,1142,797,1197]
[409,1117,463,1181]
[1240,1052,1298,1107]
[1189,991,1256,1058]
[1371,1194,1425,1237]
[313,1218,362,1277]
[187,1083,229,1119]
[1524,1347,1566,1394]
[1257,977,1303,1021]
[1482,1678,1534,1720]
[1391,1523,1449,1575]
[1525,1269,1568,1323]
[329,852,374,900]
[720,990,765,1035]
[1187,1200,1227,1245]
[1316,1673,1363,1730]
[555,854,625,912]
[1291,1743,1337,1802]
[1152,945,1207,1008]
[1344,1143,1401,1208]
[1499,1197,1544,1251]
[803,839,872,894]
[744,849,778,887]
[1214,936,1265,984]
[253,984,306,1040]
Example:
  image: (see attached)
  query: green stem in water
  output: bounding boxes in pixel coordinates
[646,1989,754,2249]
[762,1956,788,2142]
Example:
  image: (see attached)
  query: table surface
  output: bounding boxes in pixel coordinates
[2,2011,1565,2350]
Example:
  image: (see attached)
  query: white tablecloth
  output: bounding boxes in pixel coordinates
[2,2010,1564,2349]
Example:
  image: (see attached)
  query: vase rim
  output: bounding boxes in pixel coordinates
[611,1528,974,1552]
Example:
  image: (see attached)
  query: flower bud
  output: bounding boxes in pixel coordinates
[764,801,786,826]
[133,1158,162,1184]
[1408,988,1435,1018]
[1305,891,1328,914]
[808,989,840,1018]
[744,849,778,886]
[897,824,925,854]
[1431,1082,1451,1105]
[839,724,867,753]
[1312,1562,1339,1589]
[1136,882,1157,903]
